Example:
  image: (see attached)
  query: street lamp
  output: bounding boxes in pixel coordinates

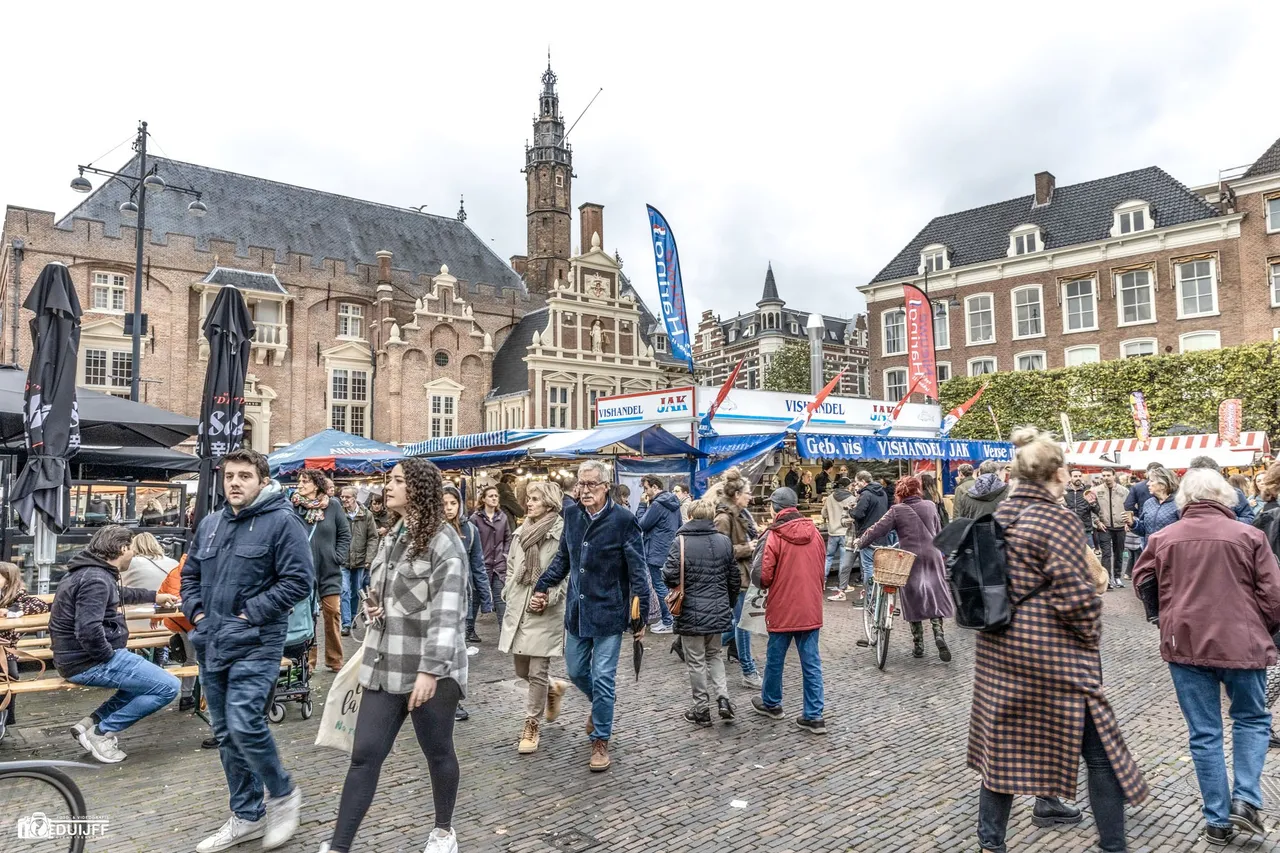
[806,312,825,395]
[69,121,207,401]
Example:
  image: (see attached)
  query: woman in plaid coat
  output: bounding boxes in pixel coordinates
[969,427,1147,853]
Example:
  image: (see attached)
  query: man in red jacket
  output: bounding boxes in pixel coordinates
[751,487,827,734]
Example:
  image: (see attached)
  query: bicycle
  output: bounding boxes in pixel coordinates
[0,760,93,852]
[857,546,916,671]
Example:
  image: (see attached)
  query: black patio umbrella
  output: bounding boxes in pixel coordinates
[193,285,255,527]
[11,263,82,535]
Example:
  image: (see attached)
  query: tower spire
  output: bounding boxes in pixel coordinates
[523,59,572,296]
[456,194,466,223]
[759,262,781,304]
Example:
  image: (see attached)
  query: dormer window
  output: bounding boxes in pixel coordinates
[654,335,668,352]
[920,244,949,274]
[790,322,799,335]
[1008,226,1042,257]
[1112,200,1153,237]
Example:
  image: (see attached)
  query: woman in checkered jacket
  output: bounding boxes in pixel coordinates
[322,458,469,853]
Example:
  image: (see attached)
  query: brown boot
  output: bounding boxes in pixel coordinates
[518,718,540,755]
[589,739,610,772]
[545,680,567,723]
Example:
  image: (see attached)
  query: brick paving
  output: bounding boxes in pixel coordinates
[4,591,1280,852]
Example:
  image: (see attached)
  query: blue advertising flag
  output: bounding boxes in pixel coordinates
[645,205,695,371]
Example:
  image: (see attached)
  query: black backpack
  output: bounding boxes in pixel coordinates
[934,513,1045,633]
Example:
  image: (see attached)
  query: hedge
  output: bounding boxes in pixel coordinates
[936,342,1280,442]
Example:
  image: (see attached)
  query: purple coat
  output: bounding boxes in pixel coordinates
[859,496,954,623]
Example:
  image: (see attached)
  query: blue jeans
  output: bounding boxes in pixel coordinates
[339,567,367,629]
[1169,663,1270,828]
[200,657,294,821]
[465,565,495,633]
[563,631,623,742]
[721,591,757,676]
[67,648,179,734]
[860,547,876,586]
[648,563,673,627]
[761,629,824,720]
[825,535,844,576]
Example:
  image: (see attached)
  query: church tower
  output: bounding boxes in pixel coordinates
[522,58,573,296]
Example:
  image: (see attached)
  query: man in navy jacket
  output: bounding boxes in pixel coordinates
[636,475,681,632]
[531,459,650,773]
[183,448,313,853]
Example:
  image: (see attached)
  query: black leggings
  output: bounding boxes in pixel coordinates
[329,679,462,852]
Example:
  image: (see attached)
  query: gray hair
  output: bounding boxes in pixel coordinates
[1176,468,1237,511]
[577,459,611,484]
[978,460,1001,475]
[1146,465,1179,496]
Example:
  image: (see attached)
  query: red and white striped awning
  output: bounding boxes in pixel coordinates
[1065,432,1270,471]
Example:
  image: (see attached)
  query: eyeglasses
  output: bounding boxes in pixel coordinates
[580,481,609,491]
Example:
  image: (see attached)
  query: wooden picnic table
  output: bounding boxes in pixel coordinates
[0,605,179,633]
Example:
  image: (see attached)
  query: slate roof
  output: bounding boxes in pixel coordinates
[200,267,287,295]
[1243,136,1280,179]
[759,263,780,302]
[488,308,547,397]
[720,309,855,345]
[59,155,526,296]
[869,166,1221,284]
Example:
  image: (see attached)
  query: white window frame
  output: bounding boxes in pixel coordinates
[1175,258,1218,319]
[547,385,571,429]
[965,294,995,346]
[1007,225,1041,257]
[1271,260,1280,308]
[883,367,908,400]
[920,244,949,274]
[1120,338,1157,359]
[90,271,129,313]
[932,301,950,350]
[1116,269,1156,327]
[1011,285,1044,340]
[1061,278,1098,334]
[329,366,370,437]
[1014,351,1045,371]
[1064,345,1101,367]
[1111,200,1153,237]
[430,393,457,439]
[81,346,133,395]
[1265,197,1279,234]
[882,308,907,356]
[336,302,365,339]
[1179,331,1221,353]
[968,357,997,377]
[935,362,951,383]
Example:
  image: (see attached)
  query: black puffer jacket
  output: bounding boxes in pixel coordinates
[662,519,741,637]
[50,553,156,678]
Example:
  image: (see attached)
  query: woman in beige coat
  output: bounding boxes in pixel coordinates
[498,480,568,755]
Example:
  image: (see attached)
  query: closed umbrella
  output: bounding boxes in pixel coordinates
[193,285,255,527]
[10,263,82,593]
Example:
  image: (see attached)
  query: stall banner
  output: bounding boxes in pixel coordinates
[645,205,695,371]
[1130,391,1151,450]
[786,370,845,432]
[939,384,986,436]
[903,284,937,400]
[798,433,1014,463]
[1218,399,1242,447]
[698,359,744,438]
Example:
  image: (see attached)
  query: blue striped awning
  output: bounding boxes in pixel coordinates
[404,430,548,457]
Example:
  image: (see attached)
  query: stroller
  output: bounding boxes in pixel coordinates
[266,591,316,723]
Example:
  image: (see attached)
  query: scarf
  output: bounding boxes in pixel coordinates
[518,512,559,586]
[293,491,330,525]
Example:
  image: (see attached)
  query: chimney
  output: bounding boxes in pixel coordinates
[1034,171,1055,207]
[376,249,393,283]
[579,202,603,252]
[509,254,528,277]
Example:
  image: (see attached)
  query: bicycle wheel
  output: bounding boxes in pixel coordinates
[875,591,893,671]
[0,765,89,853]
[861,582,876,643]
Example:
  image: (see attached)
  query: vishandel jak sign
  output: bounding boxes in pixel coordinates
[798,433,1013,462]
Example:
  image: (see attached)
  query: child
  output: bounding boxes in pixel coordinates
[0,562,50,734]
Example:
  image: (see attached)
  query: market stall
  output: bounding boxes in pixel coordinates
[1064,432,1270,472]
[267,429,403,478]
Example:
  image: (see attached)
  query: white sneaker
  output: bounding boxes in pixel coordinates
[76,726,126,764]
[195,815,264,853]
[70,715,93,738]
[262,786,301,850]
[741,672,763,689]
[423,827,458,853]
[651,623,674,634]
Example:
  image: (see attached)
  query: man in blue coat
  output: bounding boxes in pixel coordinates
[530,459,651,773]
[183,448,314,853]
[636,475,681,633]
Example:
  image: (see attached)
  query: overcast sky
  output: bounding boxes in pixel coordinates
[3,2,1277,326]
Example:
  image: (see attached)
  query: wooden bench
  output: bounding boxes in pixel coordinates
[6,665,200,696]
[23,635,174,662]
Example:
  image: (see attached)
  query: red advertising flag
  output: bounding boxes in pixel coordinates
[1218,398,1242,446]
[786,370,846,432]
[902,284,937,400]
[698,358,744,437]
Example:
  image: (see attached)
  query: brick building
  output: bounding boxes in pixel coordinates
[691,264,870,396]
[861,135,1280,399]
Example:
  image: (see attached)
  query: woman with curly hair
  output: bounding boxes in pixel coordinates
[322,459,469,853]
[292,468,351,672]
[851,475,955,662]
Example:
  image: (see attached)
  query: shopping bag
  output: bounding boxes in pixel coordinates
[738,582,768,635]
[315,650,363,753]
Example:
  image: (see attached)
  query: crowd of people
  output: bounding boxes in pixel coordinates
[16,432,1280,852]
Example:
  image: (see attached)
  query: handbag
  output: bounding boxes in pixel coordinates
[737,582,768,634]
[665,536,686,617]
[314,648,363,753]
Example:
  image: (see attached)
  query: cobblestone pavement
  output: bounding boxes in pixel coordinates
[5,591,1280,853]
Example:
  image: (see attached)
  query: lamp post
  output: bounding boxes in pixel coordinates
[70,121,207,401]
[806,312,825,395]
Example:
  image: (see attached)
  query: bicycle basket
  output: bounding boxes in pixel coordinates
[872,547,916,588]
